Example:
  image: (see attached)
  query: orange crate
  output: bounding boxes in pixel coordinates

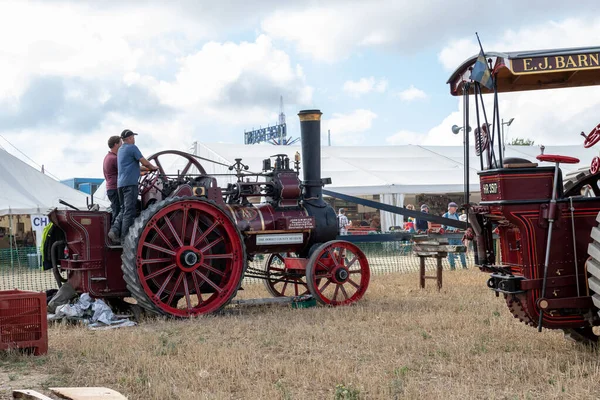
[0,290,47,355]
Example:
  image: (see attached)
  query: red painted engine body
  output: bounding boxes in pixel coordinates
[474,165,600,331]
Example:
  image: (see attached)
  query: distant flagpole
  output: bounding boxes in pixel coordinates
[475,32,485,55]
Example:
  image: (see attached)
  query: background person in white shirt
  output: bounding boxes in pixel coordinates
[338,208,351,235]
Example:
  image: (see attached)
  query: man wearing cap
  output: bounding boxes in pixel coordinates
[108,129,158,244]
[442,202,467,270]
[415,204,431,233]
[103,136,122,224]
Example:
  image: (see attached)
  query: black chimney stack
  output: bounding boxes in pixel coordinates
[298,109,325,204]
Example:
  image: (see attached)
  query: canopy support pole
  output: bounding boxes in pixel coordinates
[463,82,471,210]
[9,209,13,269]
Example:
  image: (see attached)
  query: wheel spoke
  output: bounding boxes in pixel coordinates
[189,212,200,246]
[163,214,184,248]
[333,284,340,301]
[348,278,360,289]
[144,263,177,280]
[143,242,176,256]
[191,270,204,305]
[167,271,184,306]
[182,276,192,311]
[200,262,226,277]
[180,160,193,178]
[155,269,176,299]
[319,280,332,293]
[294,282,299,296]
[193,220,219,248]
[339,284,349,300]
[330,249,341,268]
[181,207,189,246]
[141,257,172,265]
[346,256,358,269]
[315,272,333,279]
[200,236,224,253]
[204,253,233,260]
[151,224,176,250]
[194,270,223,293]
[317,260,332,272]
[281,281,288,295]
[154,157,167,179]
[349,270,362,274]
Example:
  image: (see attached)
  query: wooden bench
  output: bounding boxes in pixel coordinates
[412,236,467,290]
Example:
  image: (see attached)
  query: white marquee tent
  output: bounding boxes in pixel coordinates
[192,143,597,231]
[0,148,107,216]
[95,142,598,232]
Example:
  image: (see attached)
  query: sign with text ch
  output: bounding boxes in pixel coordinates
[31,215,50,229]
[511,52,600,74]
[31,214,50,251]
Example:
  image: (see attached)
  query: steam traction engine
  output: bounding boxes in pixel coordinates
[448,46,600,342]
[46,110,370,317]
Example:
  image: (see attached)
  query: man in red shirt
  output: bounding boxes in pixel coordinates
[103,136,122,223]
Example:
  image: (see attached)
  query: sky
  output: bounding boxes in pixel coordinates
[1,0,600,180]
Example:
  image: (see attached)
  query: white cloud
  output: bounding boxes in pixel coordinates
[0,2,313,180]
[322,109,377,144]
[342,77,388,97]
[152,35,312,124]
[262,1,600,62]
[438,17,600,70]
[397,86,427,102]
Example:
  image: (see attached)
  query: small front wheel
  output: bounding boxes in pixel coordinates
[306,241,370,306]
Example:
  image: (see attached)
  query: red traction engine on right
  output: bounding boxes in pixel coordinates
[471,143,600,342]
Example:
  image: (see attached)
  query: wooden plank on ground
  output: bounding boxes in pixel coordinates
[13,390,55,400]
[49,387,127,400]
[230,295,311,306]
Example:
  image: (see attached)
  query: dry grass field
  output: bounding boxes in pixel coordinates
[1,269,600,399]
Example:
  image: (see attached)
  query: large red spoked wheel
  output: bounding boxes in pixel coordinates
[584,123,600,148]
[139,150,207,196]
[306,241,370,306]
[121,197,246,317]
[263,253,309,297]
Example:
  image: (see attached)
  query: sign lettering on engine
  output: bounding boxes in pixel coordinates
[483,182,498,195]
[256,233,304,245]
[286,217,315,230]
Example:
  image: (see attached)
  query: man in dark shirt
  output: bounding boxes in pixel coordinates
[415,204,431,233]
[108,129,158,244]
[103,136,122,223]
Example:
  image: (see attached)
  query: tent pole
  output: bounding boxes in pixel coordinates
[9,209,13,268]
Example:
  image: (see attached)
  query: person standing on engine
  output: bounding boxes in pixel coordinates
[108,129,158,244]
[338,208,351,235]
[442,202,467,270]
[103,136,122,224]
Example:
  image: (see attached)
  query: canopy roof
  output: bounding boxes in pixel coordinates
[0,148,107,216]
[448,46,600,96]
[191,143,597,196]
[93,143,597,199]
